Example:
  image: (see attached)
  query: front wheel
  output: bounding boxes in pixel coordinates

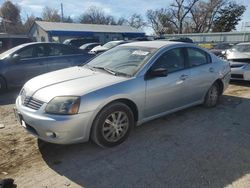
[203,83,220,107]
[91,102,134,148]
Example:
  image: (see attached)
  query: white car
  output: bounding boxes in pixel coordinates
[225,42,250,81]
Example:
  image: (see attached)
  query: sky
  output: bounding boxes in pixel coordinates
[0,0,250,34]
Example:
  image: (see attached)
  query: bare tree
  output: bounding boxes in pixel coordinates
[190,0,225,33]
[127,13,146,29]
[42,6,61,22]
[79,6,116,25]
[146,8,176,35]
[117,17,127,25]
[169,0,200,34]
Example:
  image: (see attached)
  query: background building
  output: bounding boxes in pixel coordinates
[29,21,145,44]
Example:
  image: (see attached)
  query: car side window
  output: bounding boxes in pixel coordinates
[47,45,64,56]
[187,48,210,67]
[17,47,34,59]
[34,45,47,57]
[153,48,185,73]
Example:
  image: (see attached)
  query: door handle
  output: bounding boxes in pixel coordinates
[180,74,188,80]
[209,67,215,73]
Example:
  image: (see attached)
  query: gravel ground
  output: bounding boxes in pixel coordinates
[0,82,250,188]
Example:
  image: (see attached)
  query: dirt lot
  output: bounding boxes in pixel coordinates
[0,82,250,188]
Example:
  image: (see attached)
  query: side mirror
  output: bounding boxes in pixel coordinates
[12,54,20,62]
[148,67,168,78]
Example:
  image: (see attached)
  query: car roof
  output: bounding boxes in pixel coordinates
[121,41,187,49]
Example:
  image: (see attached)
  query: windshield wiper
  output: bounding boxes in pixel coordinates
[92,66,116,75]
[84,64,95,71]
[92,66,131,77]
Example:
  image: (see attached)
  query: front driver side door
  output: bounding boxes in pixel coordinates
[5,44,48,87]
[144,47,191,118]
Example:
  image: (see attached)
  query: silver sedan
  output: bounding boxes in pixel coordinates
[15,41,231,147]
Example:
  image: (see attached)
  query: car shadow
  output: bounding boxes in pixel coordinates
[38,94,250,188]
[230,80,250,87]
[0,89,20,105]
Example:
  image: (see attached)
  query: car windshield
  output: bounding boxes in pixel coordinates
[233,44,250,52]
[86,46,157,76]
[102,41,122,49]
[0,44,25,60]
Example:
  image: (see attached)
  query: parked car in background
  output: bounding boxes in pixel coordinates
[0,34,32,53]
[210,43,233,57]
[224,42,250,81]
[63,37,99,48]
[90,40,129,54]
[79,42,101,52]
[15,41,230,147]
[0,42,93,92]
[198,43,214,49]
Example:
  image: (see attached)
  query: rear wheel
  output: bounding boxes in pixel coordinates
[0,77,7,93]
[91,102,134,148]
[203,83,220,107]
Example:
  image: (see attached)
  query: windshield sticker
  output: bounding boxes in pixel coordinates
[132,50,149,56]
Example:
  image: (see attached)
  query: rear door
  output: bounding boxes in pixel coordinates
[185,47,217,103]
[5,44,48,87]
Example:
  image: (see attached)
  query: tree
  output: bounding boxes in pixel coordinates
[0,1,21,24]
[146,8,176,35]
[23,15,42,32]
[169,0,199,34]
[212,2,246,32]
[117,17,127,25]
[127,13,146,29]
[190,0,225,33]
[0,0,24,33]
[63,16,73,23]
[79,6,116,25]
[42,6,61,22]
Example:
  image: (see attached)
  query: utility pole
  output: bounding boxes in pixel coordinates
[61,3,64,22]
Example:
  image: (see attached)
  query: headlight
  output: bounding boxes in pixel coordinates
[243,64,250,70]
[45,96,80,115]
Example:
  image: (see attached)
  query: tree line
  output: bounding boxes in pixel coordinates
[0,0,246,35]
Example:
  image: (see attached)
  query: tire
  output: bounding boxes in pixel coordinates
[0,77,7,93]
[91,102,134,148]
[203,82,220,108]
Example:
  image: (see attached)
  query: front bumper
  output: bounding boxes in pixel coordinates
[230,68,250,81]
[15,96,94,144]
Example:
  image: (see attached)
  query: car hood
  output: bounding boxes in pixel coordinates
[23,66,128,103]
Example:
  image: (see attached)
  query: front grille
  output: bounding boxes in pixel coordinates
[23,97,44,110]
[231,74,243,79]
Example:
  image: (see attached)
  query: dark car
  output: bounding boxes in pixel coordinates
[63,38,99,48]
[0,42,93,92]
[79,42,101,52]
[0,34,32,53]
